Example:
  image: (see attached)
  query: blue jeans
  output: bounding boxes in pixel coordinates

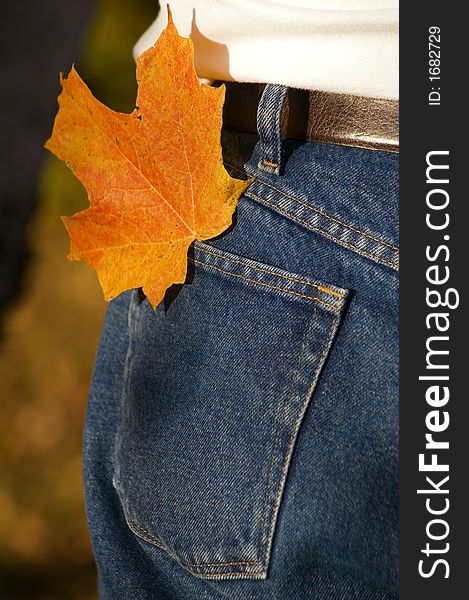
[84,85,399,599]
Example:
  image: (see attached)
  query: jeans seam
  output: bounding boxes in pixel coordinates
[188,257,340,311]
[121,509,266,574]
[246,190,399,271]
[253,177,399,251]
[200,572,266,579]
[112,291,139,503]
[126,514,260,567]
[194,243,345,299]
[197,572,266,579]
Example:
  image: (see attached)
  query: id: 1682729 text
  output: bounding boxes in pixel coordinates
[428,26,441,106]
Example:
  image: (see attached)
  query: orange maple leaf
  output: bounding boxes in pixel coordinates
[45,8,250,308]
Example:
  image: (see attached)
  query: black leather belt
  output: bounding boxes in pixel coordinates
[219,82,399,153]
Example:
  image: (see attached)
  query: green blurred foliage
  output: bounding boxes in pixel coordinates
[83,0,159,113]
[0,1,158,598]
[43,0,160,215]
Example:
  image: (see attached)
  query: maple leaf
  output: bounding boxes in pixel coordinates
[45,7,250,308]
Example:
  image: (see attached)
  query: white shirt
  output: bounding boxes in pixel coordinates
[134,1,398,99]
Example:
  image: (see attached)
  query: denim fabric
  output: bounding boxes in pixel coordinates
[84,85,399,599]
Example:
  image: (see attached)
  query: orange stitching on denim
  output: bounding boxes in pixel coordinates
[195,244,345,299]
[246,192,399,271]
[188,258,339,311]
[317,284,343,298]
[261,160,279,168]
[126,515,166,549]
[184,560,258,567]
[201,571,265,579]
[252,179,399,251]
[127,517,260,567]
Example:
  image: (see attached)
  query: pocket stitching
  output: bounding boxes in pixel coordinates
[122,512,260,567]
[189,257,340,311]
[194,242,345,299]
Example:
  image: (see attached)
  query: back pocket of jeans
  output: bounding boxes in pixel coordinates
[113,240,348,580]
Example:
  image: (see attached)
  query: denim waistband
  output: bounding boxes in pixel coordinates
[223,84,399,272]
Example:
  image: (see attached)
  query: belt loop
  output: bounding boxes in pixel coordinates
[257,84,289,176]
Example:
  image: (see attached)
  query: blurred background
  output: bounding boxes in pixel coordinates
[0,1,159,598]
